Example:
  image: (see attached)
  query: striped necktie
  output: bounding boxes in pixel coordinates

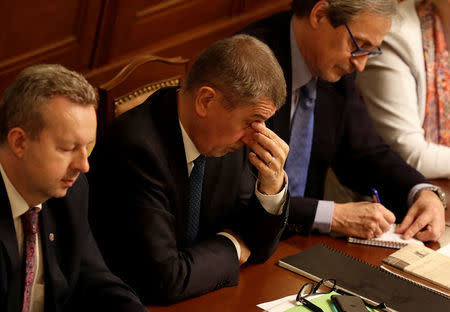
[21,207,39,312]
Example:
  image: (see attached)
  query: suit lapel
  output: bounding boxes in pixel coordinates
[0,176,23,311]
[305,79,344,197]
[40,202,69,307]
[269,13,293,144]
[154,88,190,242]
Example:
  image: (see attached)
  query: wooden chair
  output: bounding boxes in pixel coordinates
[96,54,189,138]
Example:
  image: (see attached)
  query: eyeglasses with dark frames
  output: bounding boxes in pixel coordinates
[296,279,336,312]
[344,23,382,57]
[296,278,388,312]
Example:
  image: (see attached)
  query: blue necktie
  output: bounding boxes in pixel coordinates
[186,155,205,245]
[285,79,316,197]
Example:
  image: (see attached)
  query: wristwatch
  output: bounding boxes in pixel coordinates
[416,186,447,210]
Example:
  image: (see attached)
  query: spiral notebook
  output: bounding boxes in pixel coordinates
[278,244,449,312]
[347,224,424,249]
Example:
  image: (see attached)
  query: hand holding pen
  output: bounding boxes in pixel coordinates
[331,187,395,239]
[371,188,381,204]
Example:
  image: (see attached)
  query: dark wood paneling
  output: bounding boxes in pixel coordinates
[0,0,103,95]
[92,0,291,67]
[93,0,235,66]
[0,0,291,95]
[242,0,291,12]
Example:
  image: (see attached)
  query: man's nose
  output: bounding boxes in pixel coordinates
[351,55,369,72]
[72,149,90,173]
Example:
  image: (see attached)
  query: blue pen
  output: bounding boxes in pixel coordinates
[371,188,381,203]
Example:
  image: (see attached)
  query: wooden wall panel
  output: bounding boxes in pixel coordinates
[242,0,291,12]
[92,0,291,67]
[0,0,103,95]
[0,0,291,95]
[90,0,291,83]
[92,0,236,66]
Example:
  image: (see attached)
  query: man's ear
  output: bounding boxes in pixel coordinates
[309,0,330,29]
[7,127,28,159]
[194,86,217,118]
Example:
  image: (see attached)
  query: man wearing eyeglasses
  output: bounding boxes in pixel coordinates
[240,0,446,242]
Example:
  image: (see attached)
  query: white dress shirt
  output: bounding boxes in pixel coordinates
[0,163,44,312]
[179,121,287,259]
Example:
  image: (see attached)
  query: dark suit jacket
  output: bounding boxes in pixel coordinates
[88,87,288,304]
[0,174,146,312]
[241,11,427,234]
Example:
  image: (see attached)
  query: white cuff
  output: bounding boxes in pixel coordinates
[408,183,436,206]
[217,232,241,259]
[255,172,288,215]
[312,200,334,233]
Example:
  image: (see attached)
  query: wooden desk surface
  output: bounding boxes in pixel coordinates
[147,234,426,311]
[148,180,449,311]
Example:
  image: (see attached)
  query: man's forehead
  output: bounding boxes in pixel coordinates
[248,98,277,120]
[347,11,392,46]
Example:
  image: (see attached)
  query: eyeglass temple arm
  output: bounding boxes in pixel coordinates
[344,23,359,47]
[300,298,324,312]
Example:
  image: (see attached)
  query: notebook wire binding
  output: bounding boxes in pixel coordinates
[278,243,450,312]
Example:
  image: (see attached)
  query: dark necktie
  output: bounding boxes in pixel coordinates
[285,79,317,197]
[21,207,39,312]
[186,155,205,245]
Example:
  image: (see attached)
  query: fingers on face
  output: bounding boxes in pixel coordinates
[249,137,275,164]
[249,152,278,176]
[251,122,289,157]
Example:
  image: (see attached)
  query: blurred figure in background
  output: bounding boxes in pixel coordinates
[357,0,450,179]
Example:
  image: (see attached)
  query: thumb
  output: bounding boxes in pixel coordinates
[396,213,415,234]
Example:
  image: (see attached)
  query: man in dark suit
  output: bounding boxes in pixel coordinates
[0,64,147,312]
[88,35,289,304]
[241,0,446,241]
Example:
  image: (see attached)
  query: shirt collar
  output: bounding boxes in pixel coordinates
[0,162,42,219]
[179,120,201,165]
[290,17,313,92]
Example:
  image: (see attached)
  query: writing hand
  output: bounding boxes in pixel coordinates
[332,201,395,238]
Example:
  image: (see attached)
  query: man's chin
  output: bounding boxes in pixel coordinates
[206,150,228,157]
[49,188,70,199]
[206,147,240,157]
[322,67,353,82]
[323,72,344,82]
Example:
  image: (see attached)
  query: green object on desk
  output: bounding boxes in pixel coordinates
[284,291,377,312]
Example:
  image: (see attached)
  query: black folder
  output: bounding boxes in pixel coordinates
[278,244,449,312]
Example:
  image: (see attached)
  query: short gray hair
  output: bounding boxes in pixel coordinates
[182,34,286,110]
[0,64,97,144]
[292,0,398,27]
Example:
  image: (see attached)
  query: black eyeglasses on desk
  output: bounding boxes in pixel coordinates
[296,278,336,312]
[296,279,387,312]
